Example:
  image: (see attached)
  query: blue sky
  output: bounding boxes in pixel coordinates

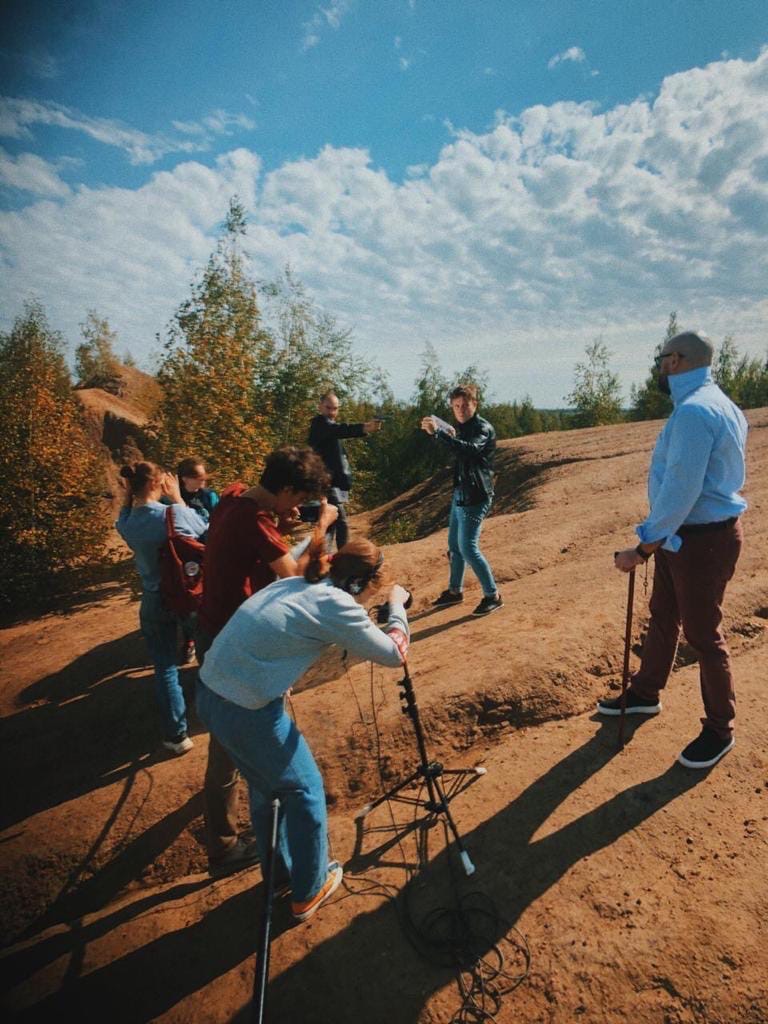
[1,0,768,404]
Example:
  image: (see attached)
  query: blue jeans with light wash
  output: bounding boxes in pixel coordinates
[447,491,497,598]
[196,682,328,902]
[139,590,187,741]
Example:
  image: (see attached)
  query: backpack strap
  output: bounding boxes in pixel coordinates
[165,503,178,539]
[164,506,183,570]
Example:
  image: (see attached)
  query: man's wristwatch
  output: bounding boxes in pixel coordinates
[634,543,652,561]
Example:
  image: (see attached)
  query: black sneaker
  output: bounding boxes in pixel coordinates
[597,691,662,716]
[677,728,734,769]
[472,593,504,616]
[432,589,464,607]
[208,836,260,878]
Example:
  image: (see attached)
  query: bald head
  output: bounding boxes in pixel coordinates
[662,332,714,369]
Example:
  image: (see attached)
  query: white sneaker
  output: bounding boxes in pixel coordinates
[162,735,194,755]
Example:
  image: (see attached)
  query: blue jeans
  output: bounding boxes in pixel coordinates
[139,590,187,740]
[447,492,497,597]
[196,682,328,902]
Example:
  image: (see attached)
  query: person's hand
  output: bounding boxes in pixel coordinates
[614,547,644,573]
[161,472,183,505]
[318,498,339,531]
[118,474,133,505]
[420,415,436,435]
[363,419,383,434]
[389,583,410,606]
[278,506,302,532]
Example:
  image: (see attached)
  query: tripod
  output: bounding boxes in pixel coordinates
[354,660,485,876]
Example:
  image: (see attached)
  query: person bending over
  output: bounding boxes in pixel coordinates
[421,383,503,616]
[197,538,410,922]
[308,391,382,549]
[116,462,207,754]
[196,447,337,877]
[598,331,748,770]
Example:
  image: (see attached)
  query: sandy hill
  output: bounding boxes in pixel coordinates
[1,411,766,1023]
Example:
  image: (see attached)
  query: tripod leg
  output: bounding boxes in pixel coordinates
[251,797,280,1024]
[431,775,475,876]
[353,766,424,821]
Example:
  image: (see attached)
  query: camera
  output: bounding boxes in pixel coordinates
[298,501,322,523]
[375,588,413,624]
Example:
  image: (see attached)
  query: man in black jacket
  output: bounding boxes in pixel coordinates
[421,384,503,616]
[308,391,382,548]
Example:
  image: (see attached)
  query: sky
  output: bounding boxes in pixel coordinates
[1,0,767,406]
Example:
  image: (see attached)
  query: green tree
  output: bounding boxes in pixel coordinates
[0,303,108,608]
[74,311,121,387]
[565,338,624,427]
[713,335,768,408]
[630,313,677,421]
[154,197,273,484]
[259,266,373,446]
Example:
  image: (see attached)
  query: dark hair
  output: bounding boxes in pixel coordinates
[260,446,330,496]
[119,460,163,497]
[304,537,384,595]
[449,383,478,403]
[177,457,205,479]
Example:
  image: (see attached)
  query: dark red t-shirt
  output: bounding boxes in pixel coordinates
[198,483,288,637]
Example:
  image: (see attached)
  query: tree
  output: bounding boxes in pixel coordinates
[258,266,373,446]
[75,311,121,387]
[565,339,624,428]
[630,313,676,421]
[154,197,273,484]
[713,335,768,408]
[0,303,108,608]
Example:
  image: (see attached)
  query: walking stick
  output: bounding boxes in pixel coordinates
[618,568,636,750]
[251,797,280,1024]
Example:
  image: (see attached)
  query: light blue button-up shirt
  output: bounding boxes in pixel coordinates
[636,366,747,552]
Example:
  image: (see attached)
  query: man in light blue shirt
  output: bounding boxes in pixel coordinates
[598,332,748,769]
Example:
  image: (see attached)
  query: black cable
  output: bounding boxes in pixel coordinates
[362,662,531,1022]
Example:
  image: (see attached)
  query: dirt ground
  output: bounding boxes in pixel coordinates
[1,411,767,1024]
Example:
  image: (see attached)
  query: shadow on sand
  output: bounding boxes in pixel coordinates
[5,716,712,1023]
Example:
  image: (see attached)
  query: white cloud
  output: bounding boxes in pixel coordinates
[548,46,587,70]
[0,97,253,165]
[301,1,351,51]
[0,149,71,197]
[2,51,768,404]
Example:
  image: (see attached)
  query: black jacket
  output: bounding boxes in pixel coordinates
[435,413,496,506]
[308,415,366,491]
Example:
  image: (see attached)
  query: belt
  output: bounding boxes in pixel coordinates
[678,516,738,536]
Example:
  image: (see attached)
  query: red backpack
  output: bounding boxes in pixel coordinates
[159,506,206,616]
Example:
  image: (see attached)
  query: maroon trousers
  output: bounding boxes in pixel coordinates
[631,519,743,739]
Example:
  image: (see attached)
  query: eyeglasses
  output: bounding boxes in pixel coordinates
[653,351,684,367]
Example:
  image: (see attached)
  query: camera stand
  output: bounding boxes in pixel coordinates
[354,661,485,876]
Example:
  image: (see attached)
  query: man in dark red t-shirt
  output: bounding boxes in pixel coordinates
[196,447,337,876]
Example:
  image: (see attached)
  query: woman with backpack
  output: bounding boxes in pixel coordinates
[196,536,410,922]
[117,461,207,754]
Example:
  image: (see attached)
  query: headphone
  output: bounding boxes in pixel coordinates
[339,552,384,595]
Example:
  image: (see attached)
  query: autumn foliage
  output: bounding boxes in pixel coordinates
[0,303,108,608]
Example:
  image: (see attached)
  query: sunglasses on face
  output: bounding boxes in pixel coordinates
[653,351,685,367]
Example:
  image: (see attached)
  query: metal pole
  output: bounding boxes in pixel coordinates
[618,569,636,751]
[251,797,280,1024]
